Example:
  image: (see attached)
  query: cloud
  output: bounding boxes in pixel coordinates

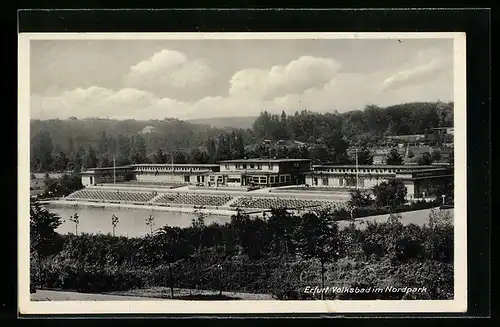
[381,49,452,92]
[31,87,156,120]
[31,51,453,121]
[123,49,214,100]
[229,56,341,99]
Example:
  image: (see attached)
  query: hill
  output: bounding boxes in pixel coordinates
[187,116,256,129]
[30,101,454,172]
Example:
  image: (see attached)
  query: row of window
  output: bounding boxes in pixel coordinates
[208,174,292,185]
[315,168,406,174]
[135,167,209,172]
[313,177,365,187]
[226,163,274,170]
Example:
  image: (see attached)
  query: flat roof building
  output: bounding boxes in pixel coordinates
[306,164,452,199]
[213,158,312,188]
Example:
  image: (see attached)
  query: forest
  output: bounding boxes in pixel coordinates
[30,101,454,172]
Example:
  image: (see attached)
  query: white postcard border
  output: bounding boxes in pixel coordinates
[18,32,467,315]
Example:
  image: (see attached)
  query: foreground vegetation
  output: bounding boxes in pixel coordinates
[30,197,453,300]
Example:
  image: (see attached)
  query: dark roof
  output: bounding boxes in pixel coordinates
[314,164,439,169]
[84,166,133,171]
[132,164,219,167]
[219,158,311,163]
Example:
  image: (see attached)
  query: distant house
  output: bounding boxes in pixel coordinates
[140,126,156,134]
[373,155,386,165]
[433,127,454,135]
[385,134,426,142]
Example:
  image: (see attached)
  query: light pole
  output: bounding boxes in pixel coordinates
[217,264,223,296]
[111,214,119,236]
[145,214,155,236]
[348,206,356,260]
[69,213,79,235]
[355,147,359,189]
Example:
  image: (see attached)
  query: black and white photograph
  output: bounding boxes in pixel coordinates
[18,32,467,314]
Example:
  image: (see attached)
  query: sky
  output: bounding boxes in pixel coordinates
[30,37,454,120]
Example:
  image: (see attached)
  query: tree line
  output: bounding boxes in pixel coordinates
[30,101,453,172]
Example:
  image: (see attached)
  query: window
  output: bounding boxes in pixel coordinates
[257,164,262,170]
[280,175,286,183]
[243,164,247,169]
[286,175,291,182]
[250,164,255,169]
[268,163,273,170]
[184,176,190,183]
[339,178,344,186]
[259,176,267,184]
[322,177,329,185]
[225,164,229,169]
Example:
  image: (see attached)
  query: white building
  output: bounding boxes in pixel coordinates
[305,164,453,198]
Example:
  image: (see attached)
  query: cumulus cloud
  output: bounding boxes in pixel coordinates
[123,49,214,100]
[382,48,452,92]
[31,87,156,120]
[229,56,341,99]
[30,51,453,121]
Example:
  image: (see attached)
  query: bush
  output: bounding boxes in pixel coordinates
[32,206,453,300]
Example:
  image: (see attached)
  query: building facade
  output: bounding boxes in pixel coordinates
[80,159,453,199]
[132,164,219,184]
[80,164,220,187]
[305,165,453,198]
[81,166,134,187]
[208,158,312,188]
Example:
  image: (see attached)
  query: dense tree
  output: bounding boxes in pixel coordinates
[31,130,54,172]
[372,179,407,208]
[231,131,246,159]
[297,209,341,299]
[154,225,190,297]
[355,147,374,165]
[386,148,403,165]
[417,152,433,165]
[431,150,442,162]
[30,198,63,288]
[73,145,86,173]
[151,149,168,164]
[82,145,98,169]
[347,189,374,208]
[30,101,453,172]
[206,137,217,163]
[448,148,454,166]
[52,151,69,172]
[266,208,301,257]
[189,148,210,164]
[173,151,188,164]
[42,173,84,198]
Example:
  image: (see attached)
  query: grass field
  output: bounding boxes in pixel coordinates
[30,289,175,301]
[337,207,454,230]
[31,288,273,301]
